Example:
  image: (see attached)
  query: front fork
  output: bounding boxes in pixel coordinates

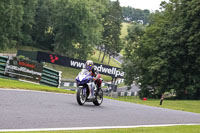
[82,87,88,97]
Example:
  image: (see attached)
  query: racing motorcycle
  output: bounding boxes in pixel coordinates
[76,69,103,106]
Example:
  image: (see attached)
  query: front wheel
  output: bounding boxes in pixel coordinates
[76,87,86,105]
[93,89,103,106]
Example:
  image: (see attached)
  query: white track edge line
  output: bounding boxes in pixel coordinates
[0,124,200,132]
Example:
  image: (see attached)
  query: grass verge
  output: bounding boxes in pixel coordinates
[106,96,200,114]
[3,125,200,133]
[0,78,75,94]
[120,22,131,56]
[88,50,121,67]
[120,22,130,39]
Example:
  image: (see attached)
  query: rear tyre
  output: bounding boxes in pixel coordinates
[76,87,86,105]
[93,89,103,106]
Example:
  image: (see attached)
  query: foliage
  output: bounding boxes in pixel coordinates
[0,0,149,63]
[122,23,145,87]
[31,0,55,50]
[122,6,150,24]
[0,0,24,49]
[0,0,107,60]
[20,0,38,46]
[123,0,200,99]
[0,0,147,64]
[53,0,105,59]
[100,0,123,64]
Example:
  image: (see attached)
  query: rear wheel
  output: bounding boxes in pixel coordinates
[93,89,103,106]
[76,87,86,105]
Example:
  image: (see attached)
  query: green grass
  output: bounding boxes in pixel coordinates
[120,22,131,55]
[88,50,121,67]
[4,125,200,133]
[0,78,75,94]
[120,22,130,39]
[88,50,121,81]
[45,63,80,80]
[107,96,200,114]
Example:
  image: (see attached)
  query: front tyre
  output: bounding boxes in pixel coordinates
[76,87,86,105]
[93,89,103,106]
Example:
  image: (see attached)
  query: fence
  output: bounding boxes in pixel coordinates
[109,92,137,98]
[0,56,61,87]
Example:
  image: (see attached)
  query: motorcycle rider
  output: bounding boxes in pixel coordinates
[85,60,100,99]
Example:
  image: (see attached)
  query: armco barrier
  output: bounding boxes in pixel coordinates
[0,56,11,79]
[0,56,7,73]
[0,56,61,87]
[40,66,62,87]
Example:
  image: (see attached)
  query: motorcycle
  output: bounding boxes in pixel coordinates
[76,69,103,106]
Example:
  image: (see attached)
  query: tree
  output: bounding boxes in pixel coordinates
[20,0,38,46]
[123,0,200,99]
[101,0,123,64]
[53,0,104,59]
[122,23,145,87]
[122,6,150,24]
[31,0,55,50]
[0,0,23,49]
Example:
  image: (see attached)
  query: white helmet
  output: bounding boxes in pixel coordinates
[85,60,93,71]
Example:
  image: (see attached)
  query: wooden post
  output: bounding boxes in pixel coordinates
[160,94,165,105]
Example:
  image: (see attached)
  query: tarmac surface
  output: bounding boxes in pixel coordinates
[0,88,200,129]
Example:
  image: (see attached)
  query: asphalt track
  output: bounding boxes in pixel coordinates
[0,88,200,130]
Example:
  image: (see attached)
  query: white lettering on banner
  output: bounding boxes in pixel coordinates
[101,66,108,73]
[70,60,85,68]
[95,65,124,77]
[6,65,42,76]
[70,60,124,77]
[70,60,77,66]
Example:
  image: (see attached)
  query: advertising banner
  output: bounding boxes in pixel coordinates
[4,57,43,82]
[36,51,124,78]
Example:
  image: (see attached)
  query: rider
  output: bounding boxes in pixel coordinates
[85,60,100,99]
